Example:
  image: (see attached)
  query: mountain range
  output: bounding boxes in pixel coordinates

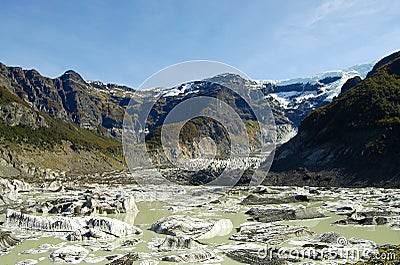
[269,51,400,188]
[0,52,398,188]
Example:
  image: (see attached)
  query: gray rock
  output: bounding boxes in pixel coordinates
[49,246,89,264]
[230,222,314,245]
[246,206,325,223]
[334,210,392,226]
[314,231,342,244]
[155,235,204,251]
[0,230,21,251]
[226,248,287,265]
[106,252,139,265]
[241,193,315,205]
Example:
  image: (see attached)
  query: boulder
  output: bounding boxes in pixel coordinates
[246,206,325,223]
[230,222,314,245]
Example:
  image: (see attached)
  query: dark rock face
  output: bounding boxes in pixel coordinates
[0,63,130,137]
[270,50,400,188]
[366,50,400,78]
[340,76,362,95]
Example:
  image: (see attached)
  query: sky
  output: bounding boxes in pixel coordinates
[0,0,399,88]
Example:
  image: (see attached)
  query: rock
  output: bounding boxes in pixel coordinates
[226,248,287,265]
[49,246,89,264]
[150,215,232,239]
[5,209,142,240]
[0,230,21,251]
[241,193,314,205]
[230,222,314,245]
[314,231,342,244]
[246,206,325,223]
[106,252,139,265]
[121,195,138,213]
[334,210,392,226]
[155,235,204,251]
[121,238,142,247]
[161,250,218,263]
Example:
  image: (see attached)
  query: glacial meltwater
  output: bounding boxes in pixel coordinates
[0,184,399,265]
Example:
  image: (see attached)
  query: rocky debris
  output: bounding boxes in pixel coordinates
[35,193,139,216]
[161,250,218,263]
[333,210,393,225]
[150,215,232,239]
[230,222,314,245]
[0,102,48,129]
[0,177,31,193]
[246,206,325,223]
[225,248,287,265]
[106,252,139,265]
[314,231,343,244]
[121,238,142,247]
[49,246,89,264]
[153,235,205,251]
[241,193,314,205]
[5,209,142,240]
[275,233,378,262]
[0,230,21,252]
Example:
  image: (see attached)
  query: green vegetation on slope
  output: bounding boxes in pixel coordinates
[271,51,400,187]
[0,86,123,161]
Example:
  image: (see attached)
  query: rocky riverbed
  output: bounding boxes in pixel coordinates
[0,175,399,264]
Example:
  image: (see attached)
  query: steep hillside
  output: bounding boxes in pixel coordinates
[0,85,124,180]
[270,51,400,187]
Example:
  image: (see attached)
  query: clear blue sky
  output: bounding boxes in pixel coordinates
[0,0,399,87]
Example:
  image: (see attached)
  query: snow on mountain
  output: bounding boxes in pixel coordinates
[263,62,374,110]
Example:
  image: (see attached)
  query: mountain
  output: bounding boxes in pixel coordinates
[0,60,373,182]
[0,63,137,139]
[269,51,400,188]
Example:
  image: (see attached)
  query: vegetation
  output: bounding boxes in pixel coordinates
[0,86,122,158]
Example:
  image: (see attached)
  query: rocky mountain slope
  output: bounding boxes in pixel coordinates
[0,59,372,181]
[0,84,125,180]
[270,51,400,188]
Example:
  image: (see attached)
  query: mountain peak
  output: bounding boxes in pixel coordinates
[60,70,85,82]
